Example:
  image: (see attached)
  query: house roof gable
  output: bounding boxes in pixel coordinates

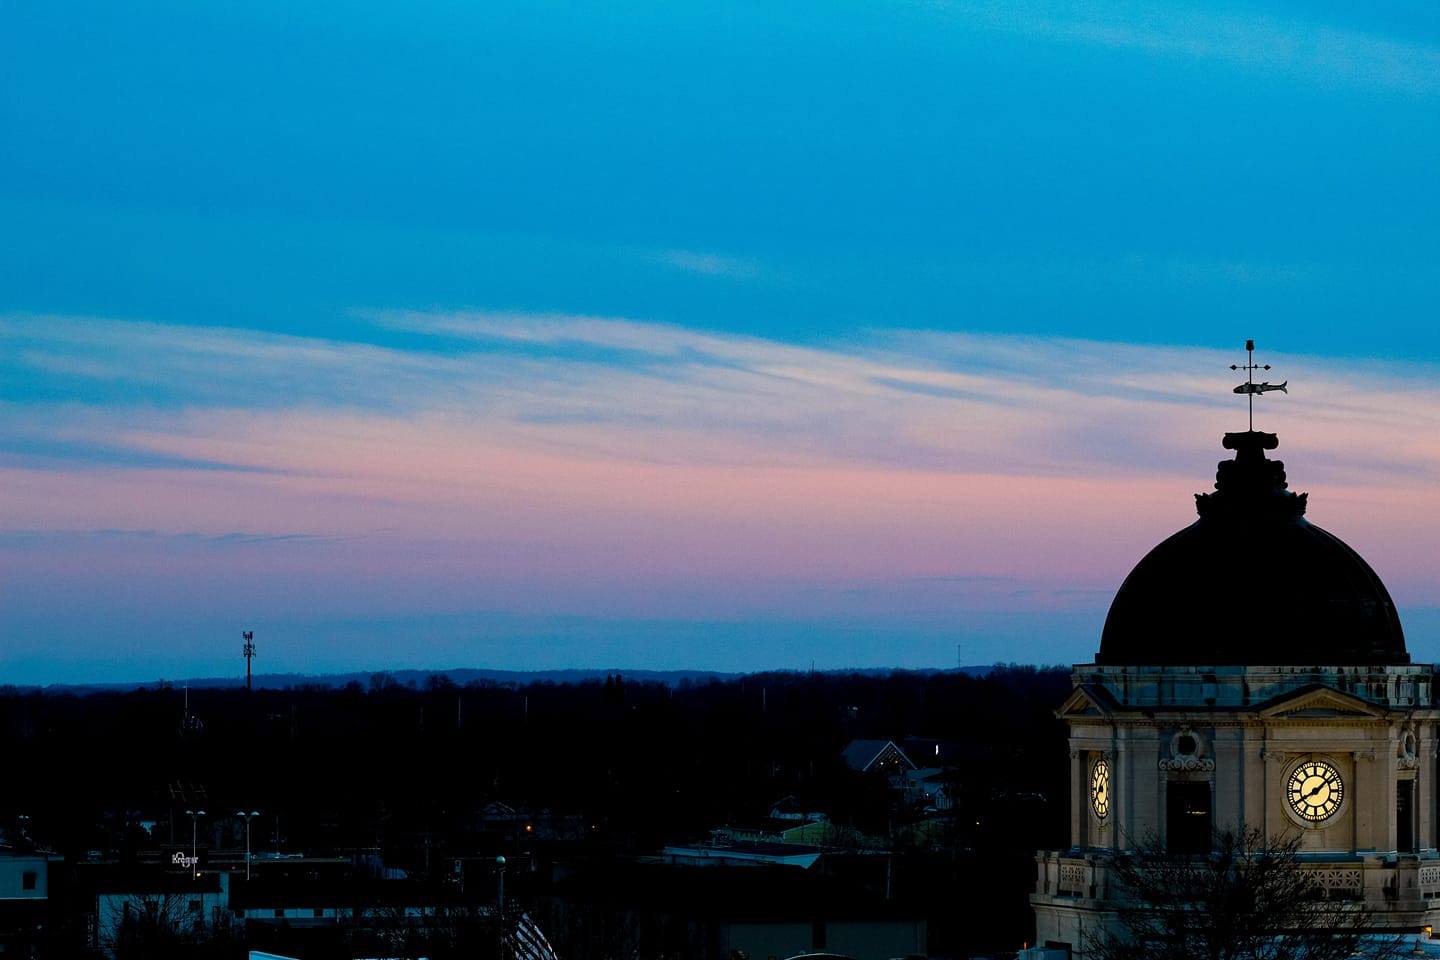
[840,739,916,772]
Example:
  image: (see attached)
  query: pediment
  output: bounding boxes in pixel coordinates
[1257,684,1387,721]
[1056,684,1120,719]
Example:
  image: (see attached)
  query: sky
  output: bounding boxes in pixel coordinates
[3,1,1440,684]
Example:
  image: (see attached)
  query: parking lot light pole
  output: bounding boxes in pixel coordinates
[237,810,260,881]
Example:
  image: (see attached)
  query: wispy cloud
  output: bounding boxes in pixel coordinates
[5,311,1440,653]
[652,248,763,280]
[930,0,1440,96]
[7,311,1440,485]
[0,528,343,547]
[0,435,289,474]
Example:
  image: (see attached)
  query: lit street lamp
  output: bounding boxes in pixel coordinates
[495,855,507,959]
[236,810,260,881]
[496,856,507,911]
[183,809,206,878]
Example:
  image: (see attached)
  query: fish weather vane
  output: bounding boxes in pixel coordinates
[1230,339,1287,431]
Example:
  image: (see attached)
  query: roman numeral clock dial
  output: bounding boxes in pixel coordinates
[1287,759,1344,823]
[1090,758,1110,820]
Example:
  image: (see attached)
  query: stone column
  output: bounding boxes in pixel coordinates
[1115,732,1126,853]
[1113,731,1124,854]
[1351,749,1377,854]
[1261,744,1284,845]
[1213,726,1240,834]
[1352,751,1361,855]
[1071,747,1084,849]
[1241,725,1266,836]
[1418,726,1434,853]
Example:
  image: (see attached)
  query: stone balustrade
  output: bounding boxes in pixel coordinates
[1035,850,1440,912]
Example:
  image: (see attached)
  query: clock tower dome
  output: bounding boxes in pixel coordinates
[1031,429,1440,955]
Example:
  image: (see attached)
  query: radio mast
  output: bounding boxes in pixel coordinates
[242,631,256,691]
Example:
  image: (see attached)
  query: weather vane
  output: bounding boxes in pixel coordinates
[1230,339,1286,431]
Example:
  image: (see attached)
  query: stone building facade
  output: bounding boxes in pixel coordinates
[1032,431,1440,954]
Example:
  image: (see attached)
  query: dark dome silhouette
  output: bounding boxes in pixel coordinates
[1097,431,1407,666]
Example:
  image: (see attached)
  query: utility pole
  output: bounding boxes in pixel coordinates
[495,856,508,960]
[496,856,506,916]
[184,809,206,879]
[242,631,256,691]
[237,810,259,881]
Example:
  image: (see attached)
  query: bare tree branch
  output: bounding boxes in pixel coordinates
[1084,828,1409,960]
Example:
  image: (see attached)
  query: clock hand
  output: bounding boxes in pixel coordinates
[1304,782,1328,800]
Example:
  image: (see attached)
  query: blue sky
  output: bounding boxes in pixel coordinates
[3,2,1440,683]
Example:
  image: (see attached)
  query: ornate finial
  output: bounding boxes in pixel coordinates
[1229,339,1286,431]
[1196,411,1308,520]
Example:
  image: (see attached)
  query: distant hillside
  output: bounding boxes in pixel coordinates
[29,664,1007,694]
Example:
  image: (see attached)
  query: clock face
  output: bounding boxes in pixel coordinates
[1287,759,1344,823]
[1090,758,1111,820]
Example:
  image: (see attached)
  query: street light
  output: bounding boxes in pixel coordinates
[236,810,260,882]
[495,856,507,960]
[495,856,506,915]
[183,809,206,878]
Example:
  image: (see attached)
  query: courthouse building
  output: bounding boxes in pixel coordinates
[1032,428,1440,953]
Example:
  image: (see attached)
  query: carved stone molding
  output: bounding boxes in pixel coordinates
[1057,862,1089,895]
[1399,728,1419,767]
[1159,757,1216,771]
[1303,868,1361,893]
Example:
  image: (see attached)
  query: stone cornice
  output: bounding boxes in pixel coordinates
[1063,706,1435,723]
[1065,713,1433,730]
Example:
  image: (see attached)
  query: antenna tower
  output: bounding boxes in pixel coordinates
[242,631,256,692]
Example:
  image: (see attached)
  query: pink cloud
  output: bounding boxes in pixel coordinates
[4,312,1440,676]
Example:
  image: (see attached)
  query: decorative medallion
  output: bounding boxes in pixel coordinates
[1160,727,1215,771]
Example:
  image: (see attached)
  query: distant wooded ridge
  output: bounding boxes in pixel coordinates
[14,664,1032,694]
